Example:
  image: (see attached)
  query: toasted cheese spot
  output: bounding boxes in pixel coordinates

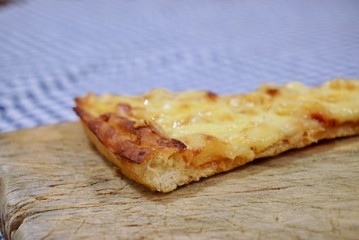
[310,112,338,128]
[156,138,187,151]
[206,91,218,101]
[266,88,280,96]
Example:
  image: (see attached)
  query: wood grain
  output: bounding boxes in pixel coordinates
[1,122,359,239]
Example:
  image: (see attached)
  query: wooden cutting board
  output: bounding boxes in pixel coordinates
[1,122,359,239]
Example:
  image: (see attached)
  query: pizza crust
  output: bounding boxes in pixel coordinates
[74,79,359,192]
[79,120,249,192]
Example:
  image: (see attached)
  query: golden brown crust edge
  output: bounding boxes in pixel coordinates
[80,120,159,191]
[79,119,250,192]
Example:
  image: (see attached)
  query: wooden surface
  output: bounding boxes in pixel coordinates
[1,122,359,240]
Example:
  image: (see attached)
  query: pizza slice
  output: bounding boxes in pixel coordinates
[74,79,359,192]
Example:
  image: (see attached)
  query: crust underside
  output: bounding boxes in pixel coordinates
[75,80,359,192]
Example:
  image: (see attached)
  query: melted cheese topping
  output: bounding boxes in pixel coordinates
[81,79,359,160]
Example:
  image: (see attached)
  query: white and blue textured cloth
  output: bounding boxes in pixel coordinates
[0,0,359,236]
[1,0,359,133]
[1,0,359,134]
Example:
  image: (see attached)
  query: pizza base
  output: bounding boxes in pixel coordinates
[75,79,359,192]
[82,121,359,193]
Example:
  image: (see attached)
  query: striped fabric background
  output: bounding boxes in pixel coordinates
[0,0,359,238]
[1,0,359,133]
